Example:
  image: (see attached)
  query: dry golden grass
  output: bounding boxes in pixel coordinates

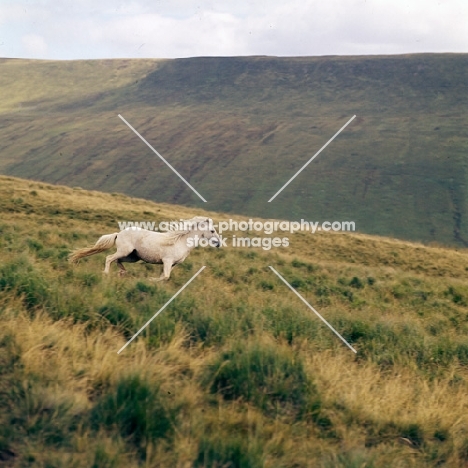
[1,175,468,467]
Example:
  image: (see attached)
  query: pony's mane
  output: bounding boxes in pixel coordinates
[161,217,211,246]
[162,230,191,245]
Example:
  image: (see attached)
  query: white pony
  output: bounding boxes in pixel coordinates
[69,216,220,281]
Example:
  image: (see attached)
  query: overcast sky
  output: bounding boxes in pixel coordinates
[0,0,467,60]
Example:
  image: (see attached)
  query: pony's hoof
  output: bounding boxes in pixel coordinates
[148,277,165,282]
[118,271,127,277]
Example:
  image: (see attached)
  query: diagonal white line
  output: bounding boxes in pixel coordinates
[269,266,357,353]
[118,114,207,203]
[117,266,206,354]
[268,115,356,202]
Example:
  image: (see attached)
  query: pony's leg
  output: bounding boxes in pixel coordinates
[104,252,122,274]
[149,259,173,282]
[117,261,127,276]
[103,237,135,275]
[104,251,135,274]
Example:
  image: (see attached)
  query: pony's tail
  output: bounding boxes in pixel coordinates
[68,233,118,264]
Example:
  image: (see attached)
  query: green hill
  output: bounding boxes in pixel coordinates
[1,175,468,466]
[0,54,467,246]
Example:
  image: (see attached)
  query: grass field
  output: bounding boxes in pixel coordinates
[0,54,467,247]
[1,175,468,467]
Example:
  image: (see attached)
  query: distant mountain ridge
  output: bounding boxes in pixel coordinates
[0,54,467,246]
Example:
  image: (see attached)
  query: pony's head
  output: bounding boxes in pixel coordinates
[187,216,221,247]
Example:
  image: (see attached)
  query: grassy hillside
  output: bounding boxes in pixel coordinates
[1,175,468,467]
[0,55,467,247]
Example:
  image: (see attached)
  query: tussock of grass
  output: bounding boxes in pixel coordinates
[0,256,51,311]
[203,339,314,417]
[90,374,175,454]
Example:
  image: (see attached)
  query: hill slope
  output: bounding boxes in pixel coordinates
[0,55,467,247]
[1,175,468,466]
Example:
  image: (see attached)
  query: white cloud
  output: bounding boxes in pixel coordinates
[89,11,249,57]
[21,34,48,57]
[0,0,467,59]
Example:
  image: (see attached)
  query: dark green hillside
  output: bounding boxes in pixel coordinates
[0,55,467,246]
